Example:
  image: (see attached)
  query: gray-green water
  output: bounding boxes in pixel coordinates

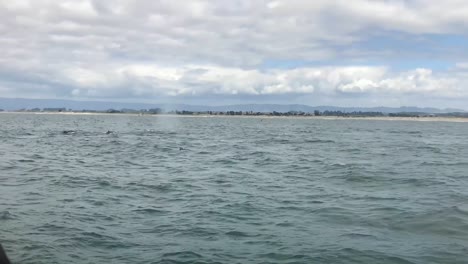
[1,113,468,264]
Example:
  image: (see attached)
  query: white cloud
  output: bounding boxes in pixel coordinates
[1,0,468,107]
[34,64,463,101]
[456,62,468,69]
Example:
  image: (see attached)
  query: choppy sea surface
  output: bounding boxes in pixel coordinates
[1,113,468,264]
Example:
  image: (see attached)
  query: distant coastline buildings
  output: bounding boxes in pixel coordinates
[3,107,468,118]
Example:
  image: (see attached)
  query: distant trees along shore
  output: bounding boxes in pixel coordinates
[4,107,468,118]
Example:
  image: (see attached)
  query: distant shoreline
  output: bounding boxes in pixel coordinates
[1,111,468,122]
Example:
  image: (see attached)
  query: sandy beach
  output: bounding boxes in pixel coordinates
[1,111,468,123]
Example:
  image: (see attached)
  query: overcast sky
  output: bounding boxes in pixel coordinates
[1,0,468,108]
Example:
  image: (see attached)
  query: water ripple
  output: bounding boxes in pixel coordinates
[1,114,468,263]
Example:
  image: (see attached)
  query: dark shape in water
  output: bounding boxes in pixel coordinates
[0,211,12,220]
[62,130,75,135]
[179,147,184,151]
[106,131,113,135]
[0,244,11,264]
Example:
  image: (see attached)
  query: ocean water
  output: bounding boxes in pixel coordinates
[1,113,468,264]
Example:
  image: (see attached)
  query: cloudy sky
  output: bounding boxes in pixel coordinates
[1,0,468,108]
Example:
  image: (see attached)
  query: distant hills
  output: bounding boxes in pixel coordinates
[0,97,465,114]
[183,104,465,114]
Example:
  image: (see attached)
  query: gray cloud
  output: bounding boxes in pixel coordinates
[1,0,468,108]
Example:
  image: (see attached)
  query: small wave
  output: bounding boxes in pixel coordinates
[396,177,445,187]
[133,208,167,214]
[136,129,177,136]
[329,248,417,264]
[98,180,112,187]
[36,223,82,233]
[304,139,335,143]
[213,159,238,165]
[178,227,219,237]
[369,206,404,213]
[358,195,400,201]
[135,183,174,192]
[138,224,175,234]
[258,252,309,261]
[91,200,105,206]
[29,154,44,159]
[391,206,468,237]
[225,230,252,237]
[123,160,146,167]
[276,222,294,227]
[344,174,378,183]
[340,233,379,239]
[24,177,41,182]
[416,145,442,153]
[344,148,363,153]
[59,198,75,203]
[270,138,291,144]
[109,140,122,145]
[17,159,35,163]
[310,200,324,204]
[451,205,468,216]
[81,231,113,239]
[231,155,249,161]
[329,162,349,167]
[23,191,42,196]
[161,251,203,259]
[420,161,468,166]
[388,130,422,135]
